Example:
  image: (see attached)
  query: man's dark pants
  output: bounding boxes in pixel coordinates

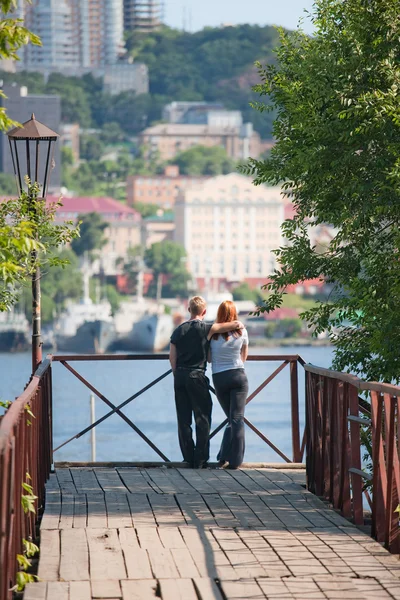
[174,368,212,467]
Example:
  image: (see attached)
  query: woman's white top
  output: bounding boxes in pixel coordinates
[210,329,249,374]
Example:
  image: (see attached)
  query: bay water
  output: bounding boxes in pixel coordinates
[1,346,334,464]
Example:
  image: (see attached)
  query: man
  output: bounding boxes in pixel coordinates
[169,296,243,468]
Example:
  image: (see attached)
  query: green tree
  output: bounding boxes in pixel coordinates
[0,172,18,195]
[1,186,79,310]
[172,145,236,175]
[80,135,105,161]
[144,241,190,298]
[232,282,263,304]
[244,0,400,382]
[25,249,83,323]
[71,212,107,257]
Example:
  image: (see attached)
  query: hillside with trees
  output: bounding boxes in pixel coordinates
[0,24,279,139]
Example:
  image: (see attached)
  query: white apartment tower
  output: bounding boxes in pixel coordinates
[124,0,164,32]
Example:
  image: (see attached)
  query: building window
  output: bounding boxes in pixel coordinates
[257,257,263,274]
[232,257,237,275]
[219,258,224,274]
[245,259,250,274]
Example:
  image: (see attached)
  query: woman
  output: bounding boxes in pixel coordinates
[207,300,249,469]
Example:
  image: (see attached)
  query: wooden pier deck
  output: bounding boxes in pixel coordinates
[24,466,400,600]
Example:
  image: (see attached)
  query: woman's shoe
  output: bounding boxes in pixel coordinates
[218,460,229,468]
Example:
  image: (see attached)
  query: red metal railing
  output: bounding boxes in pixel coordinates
[0,359,53,600]
[305,364,400,553]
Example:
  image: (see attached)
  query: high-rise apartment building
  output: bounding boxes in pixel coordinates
[21,0,124,71]
[124,0,163,32]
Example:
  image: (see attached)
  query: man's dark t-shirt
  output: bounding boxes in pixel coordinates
[170,320,212,370]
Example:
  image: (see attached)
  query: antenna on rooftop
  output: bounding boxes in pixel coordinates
[182,3,187,31]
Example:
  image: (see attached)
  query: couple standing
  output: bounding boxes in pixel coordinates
[169,296,248,469]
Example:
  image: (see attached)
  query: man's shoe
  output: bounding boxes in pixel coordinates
[181,460,194,468]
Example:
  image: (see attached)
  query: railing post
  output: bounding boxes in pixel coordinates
[290,359,301,463]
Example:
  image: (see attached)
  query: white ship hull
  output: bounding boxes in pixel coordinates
[130,314,174,352]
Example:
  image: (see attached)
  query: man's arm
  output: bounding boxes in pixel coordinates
[208,320,244,340]
[169,343,177,372]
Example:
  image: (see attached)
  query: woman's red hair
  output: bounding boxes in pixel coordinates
[212,300,242,340]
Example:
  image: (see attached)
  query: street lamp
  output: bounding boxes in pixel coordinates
[7,114,59,373]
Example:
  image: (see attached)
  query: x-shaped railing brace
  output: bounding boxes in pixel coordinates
[54,359,297,464]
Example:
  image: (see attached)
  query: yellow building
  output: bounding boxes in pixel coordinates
[174,173,284,289]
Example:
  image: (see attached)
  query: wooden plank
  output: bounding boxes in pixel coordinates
[193,578,224,600]
[238,495,285,528]
[118,528,153,579]
[95,468,127,492]
[73,494,87,528]
[178,527,235,579]
[158,527,186,549]
[60,529,89,581]
[38,529,60,581]
[142,469,178,494]
[105,493,133,528]
[159,579,198,600]
[220,494,263,527]
[147,494,185,527]
[202,494,239,527]
[71,468,103,493]
[136,527,163,549]
[59,494,74,529]
[126,494,155,526]
[69,581,91,600]
[91,580,122,598]
[147,548,180,578]
[175,493,216,526]
[240,469,283,494]
[87,493,108,529]
[121,580,158,599]
[140,468,163,493]
[176,468,216,494]
[117,469,153,494]
[171,547,200,577]
[86,528,126,581]
[23,582,48,600]
[46,473,60,492]
[56,469,77,494]
[161,468,197,494]
[220,579,264,599]
[46,582,69,600]
[261,494,314,528]
[41,490,61,529]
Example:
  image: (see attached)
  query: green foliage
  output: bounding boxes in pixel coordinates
[0,172,18,195]
[21,480,37,514]
[12,538,39,592]
[121,244,145,295]
[144,241,190,298]
[125,25,279,137]
[232,282,263,304]
[71,212,107,256]
[0,183,80,311]
[134,202,162,218]
[172,145,236,176]
[80,135,105,161]
[243,0,400,382]
[1,24,279,138]
[0,0,41,131]
[38,249,82,322]
[105,284,122,316]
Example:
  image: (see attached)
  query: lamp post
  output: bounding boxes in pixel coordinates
[7,114,59,373]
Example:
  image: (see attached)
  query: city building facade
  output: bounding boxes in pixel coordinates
[127,165,210,209]
[174,173,284,290]
[141,212,175,248]
[0,83,61,192]
[52,195,142,276]
[138,123,263,161]
[123,0,164,32]
[60,123,80,165]
[163,101,242,128]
